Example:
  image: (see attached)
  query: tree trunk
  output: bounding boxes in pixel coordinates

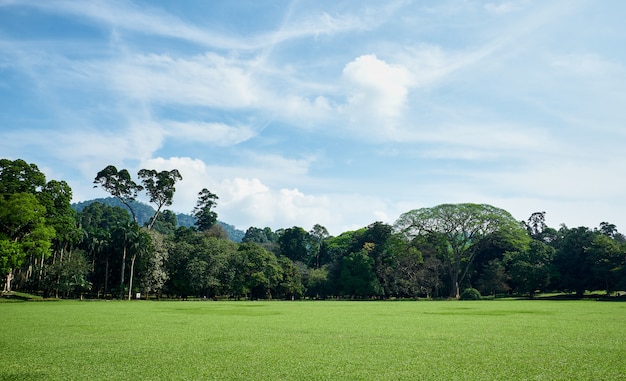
[104,256,109,298]
[120,245,127,299]
[128,254,136,300]
[38,252,45,284]
[4,270,13,293]
[448,266,460,299]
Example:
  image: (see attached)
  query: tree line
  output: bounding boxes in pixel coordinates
[2,158,625,300]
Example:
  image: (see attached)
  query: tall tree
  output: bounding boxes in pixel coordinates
[93,165,143,223]
[137,169,182,230]
[0,193,54,292]
[309,224,330,269]
[395,203,527,298]
[192,188,219,231]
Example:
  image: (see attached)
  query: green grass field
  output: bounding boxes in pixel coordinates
[1,299,625,380]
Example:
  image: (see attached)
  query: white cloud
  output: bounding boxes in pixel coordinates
[342,54,412,119]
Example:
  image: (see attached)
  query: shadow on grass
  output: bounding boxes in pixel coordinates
[0,291,59,302]
[533,293,626,302]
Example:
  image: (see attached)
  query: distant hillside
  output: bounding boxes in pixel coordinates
[72,197,244,242]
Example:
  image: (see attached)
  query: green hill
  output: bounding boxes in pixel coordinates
[72,197,244,242]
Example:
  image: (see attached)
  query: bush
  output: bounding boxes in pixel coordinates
[460,288,482,300]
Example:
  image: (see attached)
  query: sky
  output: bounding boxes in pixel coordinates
[1,0,625,236]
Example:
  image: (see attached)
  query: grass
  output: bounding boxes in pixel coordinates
[1,300,625,380]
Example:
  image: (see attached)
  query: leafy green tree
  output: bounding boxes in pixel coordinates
[322,230,358,265]
[112,221,141,299]
[0,193,54,292]
[395,203,527,298]
[150,210,178,236]
[242,226,280,254]
[505,241,554,297]
[552,225,596,296]
[597,222,622,240]
[192,188,219,231]
[358,222,393,259]
[139,229,169,299]
[468,230,527,290]
[43,249,91,298]
[204,224,229,240]
[587,234,624,295]
[476,259,510,296]
[0,240,23,292]
[78,202,130,297]
[0,158,46,195]
[221,247,249,299]
[309,224,330,269]
[165,230,236,298]
[137,169,182,230]
[375,233,423,298]
[36,180,83,291]
[277,256,304,299]
[93,165,143,223]
[278,226,311,263]
[238,242,283,299]
[305,266,330,299]
[339,248,380,298]
[0,159,55,293]
[165,239,194,298]
[417,255,444,298]
[127,228,152,300]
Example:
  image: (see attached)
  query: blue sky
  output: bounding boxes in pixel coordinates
[1,0,625,235]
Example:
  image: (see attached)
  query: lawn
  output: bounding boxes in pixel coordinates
[1,299,625,380]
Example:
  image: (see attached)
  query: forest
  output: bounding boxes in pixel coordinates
[2,158,626,300]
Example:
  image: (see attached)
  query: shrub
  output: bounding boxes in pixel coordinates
[460,288,482,300]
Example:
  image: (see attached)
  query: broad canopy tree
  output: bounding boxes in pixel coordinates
[138,169,182,230]
[93,166,143,224]
[394,203,527,298]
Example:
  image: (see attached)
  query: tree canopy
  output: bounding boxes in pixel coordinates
[394,203,528,298]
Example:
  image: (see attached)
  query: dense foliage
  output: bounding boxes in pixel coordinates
[2,159,626,299]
